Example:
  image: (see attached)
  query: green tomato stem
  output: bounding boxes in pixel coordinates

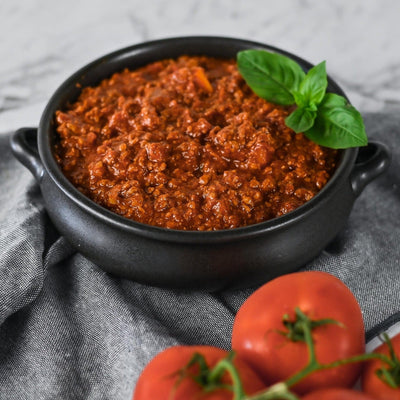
[284,311,394,389]
[244,383,300,400]
[373,333,400,388]
[208,353,246,400]
[176,330,397,400]
[246,308,395,400]
[283,315,320,388]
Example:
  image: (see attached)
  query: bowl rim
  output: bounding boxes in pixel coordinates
[38,35,358,243]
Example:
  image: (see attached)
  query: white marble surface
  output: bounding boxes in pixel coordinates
[1,0,400,134]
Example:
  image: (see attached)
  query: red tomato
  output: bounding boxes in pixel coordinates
[133,345,265,399]
[302,388,375,399]
[231,271,365,394]
[362,332,400,399]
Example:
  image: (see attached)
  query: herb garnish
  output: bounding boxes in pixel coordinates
[237,49,368,149]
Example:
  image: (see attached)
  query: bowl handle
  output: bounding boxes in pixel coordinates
[10,127,45,183]
[350,141,391,197]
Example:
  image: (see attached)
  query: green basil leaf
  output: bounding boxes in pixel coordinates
[236,49,368,149]
[237,50,305,105]
[319,92,348,108]
[304,98,368,149]
[293,61,327,108]
[285,107,317,133]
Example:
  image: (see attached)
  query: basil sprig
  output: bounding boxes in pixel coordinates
[237,50,368,149]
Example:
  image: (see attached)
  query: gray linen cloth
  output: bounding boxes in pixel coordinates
[0,112,399,399]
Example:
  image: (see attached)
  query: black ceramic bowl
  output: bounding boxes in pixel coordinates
[11,36,390,290]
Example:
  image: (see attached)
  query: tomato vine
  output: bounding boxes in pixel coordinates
[221,314,398,400]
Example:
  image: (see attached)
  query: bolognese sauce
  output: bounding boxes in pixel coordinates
[54,56,337,230]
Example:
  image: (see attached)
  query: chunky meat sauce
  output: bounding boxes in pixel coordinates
[54,56,337,231]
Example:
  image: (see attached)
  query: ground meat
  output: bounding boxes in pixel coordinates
[54,55,338,231]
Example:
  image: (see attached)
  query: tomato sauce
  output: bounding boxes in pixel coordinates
[54,56,337,231]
